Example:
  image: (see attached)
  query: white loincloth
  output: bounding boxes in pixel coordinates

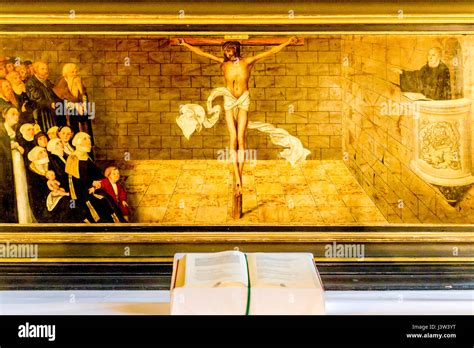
[176,87,310,166]
[221,89,250,112]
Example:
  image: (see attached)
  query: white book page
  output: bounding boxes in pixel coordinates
[184,251,248,288]
[248,253,319,288]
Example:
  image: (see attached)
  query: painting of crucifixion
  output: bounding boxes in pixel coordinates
[0,33,473,225]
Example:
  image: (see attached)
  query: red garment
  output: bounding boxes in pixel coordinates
[99,178,130,217]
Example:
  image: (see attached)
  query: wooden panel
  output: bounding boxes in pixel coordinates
[0,262,472,291]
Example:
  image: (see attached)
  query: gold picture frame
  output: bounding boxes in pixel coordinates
[0,1,473,265]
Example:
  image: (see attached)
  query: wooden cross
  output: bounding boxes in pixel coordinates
[172,36,303,219]
[169,37,304,46]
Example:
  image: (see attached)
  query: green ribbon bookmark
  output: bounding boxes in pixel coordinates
[244,253,251,315]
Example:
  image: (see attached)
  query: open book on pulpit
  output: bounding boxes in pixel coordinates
[170,251,325,315]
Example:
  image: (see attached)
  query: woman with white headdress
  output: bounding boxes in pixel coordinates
[17,122,36,165]
[47,137,68,188]
[27,145,76,223]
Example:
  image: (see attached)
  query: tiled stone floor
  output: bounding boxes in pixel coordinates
[119,160,387,225]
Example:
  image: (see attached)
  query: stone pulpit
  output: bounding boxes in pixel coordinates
[409,97,474,205]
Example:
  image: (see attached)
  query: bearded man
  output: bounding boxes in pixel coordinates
[25,61,64,131]
[6,71,36,124]
[53,63,94,141]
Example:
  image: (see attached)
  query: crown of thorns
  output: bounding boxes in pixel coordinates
[222,41,241,51]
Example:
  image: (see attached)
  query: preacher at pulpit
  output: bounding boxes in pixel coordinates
[394,47,451,100]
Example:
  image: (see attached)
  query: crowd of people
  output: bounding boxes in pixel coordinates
[0,56,129,223]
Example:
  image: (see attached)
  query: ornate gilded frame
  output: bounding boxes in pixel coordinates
[0,1,473,264]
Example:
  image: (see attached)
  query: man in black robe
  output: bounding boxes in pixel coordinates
[0,109,19,222]
[25,61,64,131]
[397,47,451,100]
[6,71,36,124]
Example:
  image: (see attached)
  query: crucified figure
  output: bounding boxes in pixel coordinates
[179,37,298,195]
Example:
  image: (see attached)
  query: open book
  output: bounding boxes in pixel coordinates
[171,251,325,314]
[174,250,321,289]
